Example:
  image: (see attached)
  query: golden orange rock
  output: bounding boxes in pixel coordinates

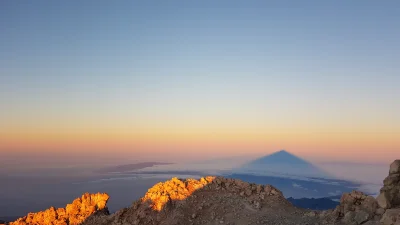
[10,193,109,225]
[141,176,215,211]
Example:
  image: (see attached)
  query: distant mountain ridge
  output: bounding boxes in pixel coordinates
[95,162,173,173]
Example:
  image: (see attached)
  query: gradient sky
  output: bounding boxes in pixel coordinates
[1,1,399,164]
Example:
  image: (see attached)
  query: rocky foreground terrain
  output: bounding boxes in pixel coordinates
[8,193,109,225]
[6,160,400,225]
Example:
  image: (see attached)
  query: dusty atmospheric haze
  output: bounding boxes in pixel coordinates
[0,1,399,224]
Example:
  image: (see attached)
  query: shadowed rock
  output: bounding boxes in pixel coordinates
[7,159,400,225]
[81,176,303,225]
[377,160,400,209]
[323,191,379,224]
[308,159,400,225]
[377,160,400,225]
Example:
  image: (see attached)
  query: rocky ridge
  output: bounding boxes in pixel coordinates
[82,175,304,225]
[377,160,400,209]
[9,193,109,225]
[320,160,400,225]
[7,159,400,225]
[141,176,216,211]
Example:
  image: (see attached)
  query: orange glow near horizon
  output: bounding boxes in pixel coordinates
[1,121,398,163]
[1,2,400,168]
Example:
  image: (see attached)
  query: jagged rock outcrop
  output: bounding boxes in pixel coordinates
[378,160,400,225]
[82,176,315,225]
[9,193,109,225]
[319,159,400,225]
[7,159,400,225]
[380,208,400,225]
[141,176,215,211]
[82,159,399,225]
[377,160,400,209]
[323,190,380,224]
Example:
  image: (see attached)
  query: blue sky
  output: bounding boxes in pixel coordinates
[1,1,399,71]
[0,1,399,162]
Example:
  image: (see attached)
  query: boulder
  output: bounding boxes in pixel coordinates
[376,207,386,216]
[354,210,370,224]
[381,208,400,225]
[343,211,356,224]
[390,160,400,175]
[378,160,400,209]
[341,191,377,215]
[377,192,390,209]
[325,190,378,224]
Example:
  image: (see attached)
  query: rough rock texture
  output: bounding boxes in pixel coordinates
[82,176,319,225]
[377,160,400,225]
[141,176,215,211]
[9,193,109,225]
[390,161,400,174]
[380,208,400,225]
[324,191,379,224]
[376,160,400,225]
[378,160,400,209]
[318,159,400,225]
[7,159,400,225]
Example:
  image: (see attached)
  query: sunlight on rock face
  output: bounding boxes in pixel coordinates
[10,193,109,225]
[141,176,215,211]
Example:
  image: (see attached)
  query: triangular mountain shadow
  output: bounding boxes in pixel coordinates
[250,150,311,165]
[234,150,332,178]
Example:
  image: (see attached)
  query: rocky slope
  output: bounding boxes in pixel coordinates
[321,160,400,225]
[82,176,316,225]
[9,193,109,225]
[8,160,400,225]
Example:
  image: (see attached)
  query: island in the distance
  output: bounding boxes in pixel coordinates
[94,162,173,174]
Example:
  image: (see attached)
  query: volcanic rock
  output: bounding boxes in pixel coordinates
[381,208,400,225]
[318,159,400,225]
[7,159,400,225]
[9,193,109,225]
[82,176,317,225]
[377,160,400,209]
[323,190,378,224]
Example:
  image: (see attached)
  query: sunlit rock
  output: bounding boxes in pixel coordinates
[141,176,215,211]
[10,193,109,225]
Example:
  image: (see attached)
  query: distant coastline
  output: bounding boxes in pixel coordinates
[94,162,174,174]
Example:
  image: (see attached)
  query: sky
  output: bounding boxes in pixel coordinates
[0,1,399,165]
